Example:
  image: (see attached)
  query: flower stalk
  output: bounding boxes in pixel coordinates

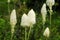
[46,0,55,28]
[41,3,47,32]
[28,25,33,40]
[10,9,17,40]
[8,0,10,14]
[25,27,27,40]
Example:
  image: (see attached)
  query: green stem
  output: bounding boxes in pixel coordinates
[13,0,15,9]
[25,27,27,40]
[49,7,52,28]
[50,14,51,28]
[50,9,52,28]
[11,33,13,40]
[43,21,45,33]
[11,26,14,40]
[46,38,47,40]
[8,1,10,15]
[11,31,13,40]
[28,25,32,40]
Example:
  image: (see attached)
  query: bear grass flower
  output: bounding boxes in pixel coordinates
[21,13,30,27]
[21,9,36,40]
[41,3,47,25]
[27,9,36,39]
[21,9,36,27]
[46,0,55,15]
[10,9,17,28]
[46,0,55,28]
[21,13,29,40]
[43,27,50,38]
[46,0,55,10]
[10,9,17,40]
[28,9,36,26]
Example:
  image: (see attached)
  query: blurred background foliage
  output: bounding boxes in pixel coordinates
[0,0,60,40]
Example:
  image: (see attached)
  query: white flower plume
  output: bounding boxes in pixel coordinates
[10,9,17,27]
[28,9,36,26]
[21,13,30,27]
[41,3,47,25]
[43,27,50,38]
[10,9,17,35]
[46,0,55,10]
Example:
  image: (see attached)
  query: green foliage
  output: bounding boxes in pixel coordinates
[0,0,60,40]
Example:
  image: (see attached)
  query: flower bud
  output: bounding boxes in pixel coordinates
[43,27,50,38]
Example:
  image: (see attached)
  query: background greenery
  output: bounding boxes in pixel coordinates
[0,0,60,40]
